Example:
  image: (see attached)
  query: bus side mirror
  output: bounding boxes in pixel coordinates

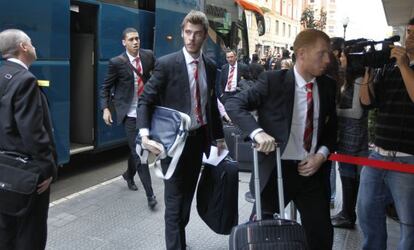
[255,12,265,36]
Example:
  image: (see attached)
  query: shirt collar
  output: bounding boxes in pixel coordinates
[7,58,28,70]
[230,61,238,68]
[182,47,201,65]
[293,65,315,88]
[126,51,139,62]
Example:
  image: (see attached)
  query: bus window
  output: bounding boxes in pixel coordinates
[205,0,249,62]
[138,0,155,11]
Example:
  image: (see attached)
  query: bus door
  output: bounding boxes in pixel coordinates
[95,1,155,150]
[69,1,98,154]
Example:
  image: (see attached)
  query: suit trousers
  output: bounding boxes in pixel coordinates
[163,130,205,250]
[123,117,154,197]
[0,188,50,250]
[254,160,333,250]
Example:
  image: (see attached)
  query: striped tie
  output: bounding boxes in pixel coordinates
[192,60,204,125]
[303,82,313,152]
[135,57,144,96]
[226,65,235,91]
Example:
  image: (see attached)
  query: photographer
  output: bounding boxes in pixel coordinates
[357,17,414,250]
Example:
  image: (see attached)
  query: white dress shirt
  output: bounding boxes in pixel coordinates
[224,62,238,92]
[250,65,329,160]
[181,47,208,130]
[126,51,143,118]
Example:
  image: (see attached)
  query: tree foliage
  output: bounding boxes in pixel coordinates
[300,7,327,30]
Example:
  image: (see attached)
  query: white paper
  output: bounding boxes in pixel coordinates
[202,146,229,166]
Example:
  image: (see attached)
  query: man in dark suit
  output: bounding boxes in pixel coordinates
[100,27,157,208]
[219,49,250,104]
[0,29,57,250]
[249,53,265,80]
[226,29,337,250]
[137,11,226,250]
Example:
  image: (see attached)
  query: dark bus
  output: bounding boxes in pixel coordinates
[0,0,264,165]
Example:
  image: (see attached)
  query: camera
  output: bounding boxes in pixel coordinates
[345,35,400,69]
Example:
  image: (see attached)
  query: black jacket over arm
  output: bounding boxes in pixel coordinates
[137,50,224,155]
[225,69,337,190]
[0,61,57,180]
[100,49,155,124]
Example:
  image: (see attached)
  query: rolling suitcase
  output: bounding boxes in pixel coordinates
[229,145,309,249]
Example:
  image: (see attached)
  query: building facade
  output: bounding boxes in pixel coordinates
[246,0,302,60]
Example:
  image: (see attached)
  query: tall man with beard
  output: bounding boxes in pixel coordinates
[137,11,226,250]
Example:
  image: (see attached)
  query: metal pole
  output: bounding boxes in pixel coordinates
[343,24,347,40]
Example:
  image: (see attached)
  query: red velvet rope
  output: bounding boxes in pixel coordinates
[328,153,414,174]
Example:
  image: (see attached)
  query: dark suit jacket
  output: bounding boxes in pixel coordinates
[0,61,57,180]
[225,69,337,190]
[137,50,224,155]
[100,49,155,124]
[219,62,250,94]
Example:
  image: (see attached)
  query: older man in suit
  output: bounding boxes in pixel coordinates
[100,27,157,208]
[219,49,250,104]
[0,29,57,250]
[226,29,337,250]
[138,11,226,250]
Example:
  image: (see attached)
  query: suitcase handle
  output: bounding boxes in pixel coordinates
[252,144,285,221]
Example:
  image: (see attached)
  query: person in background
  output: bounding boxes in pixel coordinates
[326,37,345,209]
[281,58,294,70]
[330,48,369,229]
[249,53,264,80]
[219,49,250,104]
[217,98,231,123]
[100,27,157,208]
[357,17,414,250]
[0,29,57,250]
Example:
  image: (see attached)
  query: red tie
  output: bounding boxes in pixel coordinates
[226,66,235,91]
[192,60,204,125]
[303,82,314,152]
[135,57,144,96]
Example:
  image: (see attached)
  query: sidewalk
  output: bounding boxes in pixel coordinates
[46,170,399,250]
[46,172,251,250]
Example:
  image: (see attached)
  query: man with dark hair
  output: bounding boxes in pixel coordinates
[226,29,336,250]
[358,17,414,250]
[100,27,157,208]
[137,10,225,250]
[0,29,57,250]
[219,49,250,104]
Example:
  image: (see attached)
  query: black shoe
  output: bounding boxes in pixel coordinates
[244,191,255,203]
[122,173,138,191]
[331,212,355,229]
[147,195,157,209]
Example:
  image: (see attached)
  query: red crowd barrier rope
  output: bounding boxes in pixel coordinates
[328,153,414,174]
